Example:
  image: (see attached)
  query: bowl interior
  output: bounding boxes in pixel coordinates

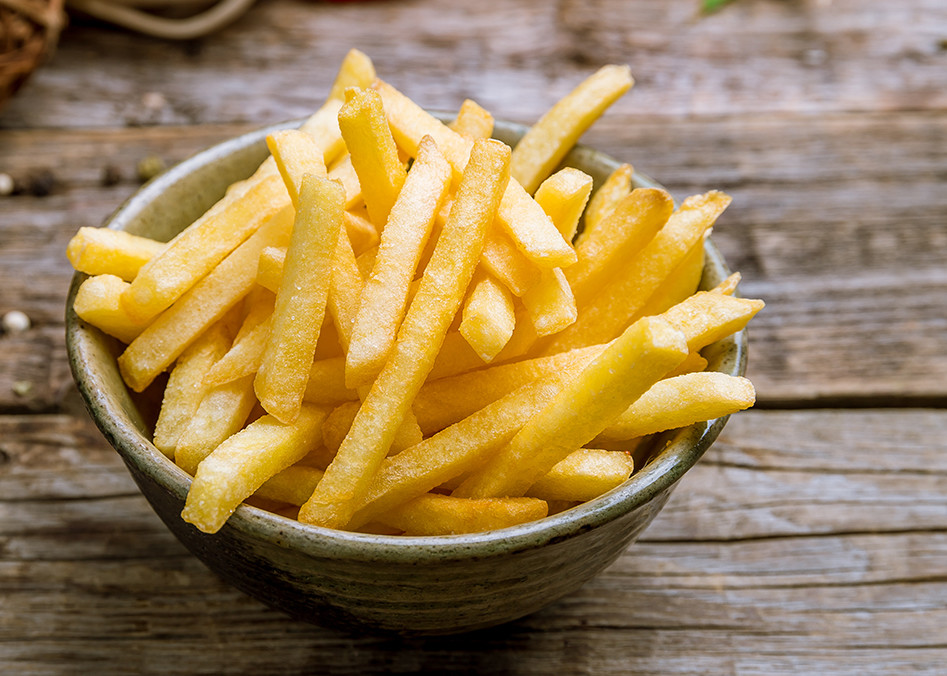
[66,116,747,563]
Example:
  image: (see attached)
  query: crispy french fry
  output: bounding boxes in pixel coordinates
[347,368,576,530]
[327,155,363,210]
[426,313,540,381]
[542,191,731,354]
[181,405,328,533]
[256,175,344,423]
[595,372,756,443]
[415,343,603,435]
[459,270,516,362]
[303,357,358,405]
[327,48,377,102]
[299,138,511,529]
[667,351,709,378]
[521,267,577,337]
[579,162,633,242]
[204,288,275,387]
[174,374,258,476]
[265,130,328,205]
[66,227,166,282]
[255,246,285,293]
[566,188,674,305]
[374,79,575,269]
[533,167,593,242]
[710,271,741,296]
[73,274,151,344]
[636,233,706,319]
[448,99,495,139]
[479,227,543,296]
[377,494,548,536]
[346,135,452,388]
[255,465,324,507]
[663,289,764,352]
[453,315,688,499]
[343,207,379,256]
[525,448,634,502]
[122,174,290,323]
[153,318,233,456]
[321,401,359,453]
[297,98,347,167]
[118,205,294,392]
[510,64,633,194]
[338,88,407,228]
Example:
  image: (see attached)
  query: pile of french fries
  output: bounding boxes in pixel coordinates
[67,50,763,536]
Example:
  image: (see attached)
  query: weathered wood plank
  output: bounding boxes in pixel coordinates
[2,0,945,130]
[1,410,946,674]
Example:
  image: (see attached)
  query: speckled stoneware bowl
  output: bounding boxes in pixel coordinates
[66,116,747,635]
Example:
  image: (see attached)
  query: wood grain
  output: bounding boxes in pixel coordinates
[2,410,945,674]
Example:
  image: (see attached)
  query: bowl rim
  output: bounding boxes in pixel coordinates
[66,116,747,564]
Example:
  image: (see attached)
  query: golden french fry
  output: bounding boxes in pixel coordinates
[255,246,285,293]
[327,155,363,210]
[579,162,633,242]
[303,357,358,405]
[667,351,709,378]
[122,174,290,323]
[66,227,166,282]
[255,465,324,506]
[347,368,576,531]
[542,191,731,354]
[595,372,756,443]
[117,206,295,392]
[374,79,575,269]
[525,448,634,502]
[153,318,233,456]
[426,313,539,381]
[265,130,328,205]
[343,208,379,256]
[566,188,674,306]
[255,175,344,423]
[448,99,494,139]
[297,97,347,167]
[635,233,706,319]
[663,289,765,352]
[377,494,548,536]
[346,135,452,388]
[174,374,258,476]
[181,405,328,533]
[479,227,542,296]
[298,138,511,529]
[327,48,377,102]
[453,315,688,499]
[533,167,594,242]
[204,289,275,387]
[73,274,151,344]
[510,64,634,194]
[338,87,407,228]
[415,343,604,435]
[459,270,516,362]
[521,267,577,337]
[710,271,741,296]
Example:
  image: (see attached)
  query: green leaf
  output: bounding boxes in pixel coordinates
[702,0,735,13]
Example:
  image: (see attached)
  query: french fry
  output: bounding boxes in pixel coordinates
[453,315,688,499]
[426,313,539,381]
[174,374,258,476]
[298,138,511,529]
[122,173,290,323]
[66,227,165,282]
[118,205,295,392]
[343,207,379,256]
[265,130,327,204]
[415,343,604,435]
[448,99,495,139]
[635,233,706,319]
[579,162,633,242]
[663,288,764,352]
[203,288,275,387]
[374,79,576,269]
[345,135,452,388]
[377,494,548,536]
[73,274,151,344]
[337,88,407,228]
[153,318,233,456]
[710,271,741,296]
[520,267,577,337]
[542,191,731,354]
[255,246,285,293]
[297,98,347,167]
[459,270,517,362]
[255,465,324,507]
[479,227,542,296]
[321,401,359,453]
[510,64,634,194]
[525,448,634,502]
[595,372,756,443]
[566,188,674,306]
[303,357,358,406]
[181,405,328,533]
[327,155,364,210]
[255,175,344,423]
[327,48,377,102]
[347,368,576,531]
[533,167,593,242]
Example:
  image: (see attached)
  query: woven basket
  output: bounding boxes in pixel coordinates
[0,0,65,110]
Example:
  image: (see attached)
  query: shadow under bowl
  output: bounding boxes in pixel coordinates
[66,116,747,635]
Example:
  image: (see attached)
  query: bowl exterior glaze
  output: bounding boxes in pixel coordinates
[66,118,747,634]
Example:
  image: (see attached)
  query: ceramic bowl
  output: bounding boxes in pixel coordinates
[66,116,747,635]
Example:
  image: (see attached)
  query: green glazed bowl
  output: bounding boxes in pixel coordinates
[66,116,747,635]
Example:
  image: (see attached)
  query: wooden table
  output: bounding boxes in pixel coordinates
[2,1,945,672]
